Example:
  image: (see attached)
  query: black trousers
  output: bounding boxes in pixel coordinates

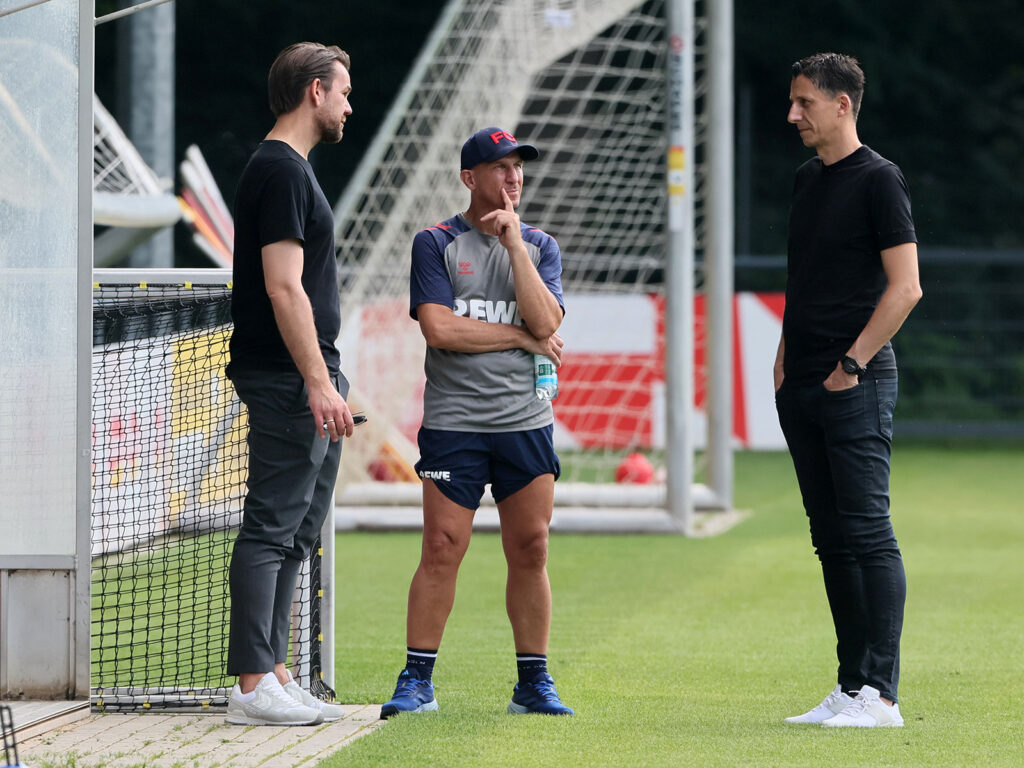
[226,369,347,676]
[775,376,905,702]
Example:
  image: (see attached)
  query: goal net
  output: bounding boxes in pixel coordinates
[333,0,721,508]
[90,270,330,709]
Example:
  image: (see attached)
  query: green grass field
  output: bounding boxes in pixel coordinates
[325,443,1024,767]
[91,530,234,693]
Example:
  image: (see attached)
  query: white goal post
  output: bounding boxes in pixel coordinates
[332,0,733,532]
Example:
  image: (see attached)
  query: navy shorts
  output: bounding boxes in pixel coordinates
[415,425,561,510]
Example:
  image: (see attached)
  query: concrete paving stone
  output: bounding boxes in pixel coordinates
[17,706,383,768]
[32,711,131,742]
[187,723,307,767]
[268,706,383,765]
[23,713,177,756]
[101,715,230,766]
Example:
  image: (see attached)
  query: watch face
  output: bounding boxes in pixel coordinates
[842,357,860,375]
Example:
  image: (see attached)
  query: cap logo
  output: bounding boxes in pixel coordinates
[461,126,538,169]
[489,130,516,145]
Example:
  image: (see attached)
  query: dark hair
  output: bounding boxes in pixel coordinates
[268,42,351,117]
[791,52,865,120]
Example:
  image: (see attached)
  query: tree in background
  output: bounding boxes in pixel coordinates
[738,0,1024,252]
[97,0,1024,254]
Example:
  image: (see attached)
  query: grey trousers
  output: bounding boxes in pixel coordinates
[226,369,347,676]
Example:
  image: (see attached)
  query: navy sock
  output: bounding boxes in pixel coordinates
[405,647,438,681]
[516,652,548,683]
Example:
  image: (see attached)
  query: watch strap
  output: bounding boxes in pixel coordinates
[842,355,868,376]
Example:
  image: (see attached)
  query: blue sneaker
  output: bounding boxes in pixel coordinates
[507,673,574,715]
[380,669,439,719]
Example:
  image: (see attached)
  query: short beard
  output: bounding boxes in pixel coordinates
[317,115,343,145]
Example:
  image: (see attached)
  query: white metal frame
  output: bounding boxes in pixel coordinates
[0,0,93,702]
[75,0,94,700]
[664,0,695,532]
[703,0,734,512]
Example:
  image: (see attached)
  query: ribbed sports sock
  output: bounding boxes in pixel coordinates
[516,652,548,683]
[405,647,438,680]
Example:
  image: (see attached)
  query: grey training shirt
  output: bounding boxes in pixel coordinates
[409,213,564,432]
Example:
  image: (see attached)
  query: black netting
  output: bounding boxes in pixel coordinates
[91,280,327,710]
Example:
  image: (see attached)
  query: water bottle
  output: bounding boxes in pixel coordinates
[534,354,558,401]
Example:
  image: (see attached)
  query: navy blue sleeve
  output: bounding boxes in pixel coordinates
[410,228,455,319]
[871,163,917,251]
[529,228,565,312]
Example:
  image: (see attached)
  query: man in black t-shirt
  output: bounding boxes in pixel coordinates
[223,42,356,727]
[775,53,922,729]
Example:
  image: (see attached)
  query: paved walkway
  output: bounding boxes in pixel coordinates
[17,704,383,768]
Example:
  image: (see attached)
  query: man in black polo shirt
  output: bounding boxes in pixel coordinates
[224,42,357,727]
[775,53,922,728]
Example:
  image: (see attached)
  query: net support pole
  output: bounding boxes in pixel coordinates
[319,514,335,691]
[76,0,95,699]
[116,0,175,268]
[664,0,696,535]
[705,0,734,509]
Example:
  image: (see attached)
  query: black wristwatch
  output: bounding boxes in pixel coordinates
[841,355,868,377]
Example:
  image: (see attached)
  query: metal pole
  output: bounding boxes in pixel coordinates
[116,0,175,267]
[319,515,335,692]
[0,0,52,20]
[76,0,95,699]
[705,0,734,509]
[665,0,695,534]
[94,0,174,25]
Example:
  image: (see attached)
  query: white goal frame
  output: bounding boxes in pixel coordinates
[332,0,733,534]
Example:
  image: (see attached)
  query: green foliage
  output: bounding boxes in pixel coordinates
[896,258,1024,425]
[736,0,1024,252]
[324,445,1024,767]
[94,0,1024,258]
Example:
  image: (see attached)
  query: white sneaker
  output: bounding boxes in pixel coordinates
[283,678,346,722]
[226,672,324,726]
[822,685,904,728]
[784,684,854,724]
